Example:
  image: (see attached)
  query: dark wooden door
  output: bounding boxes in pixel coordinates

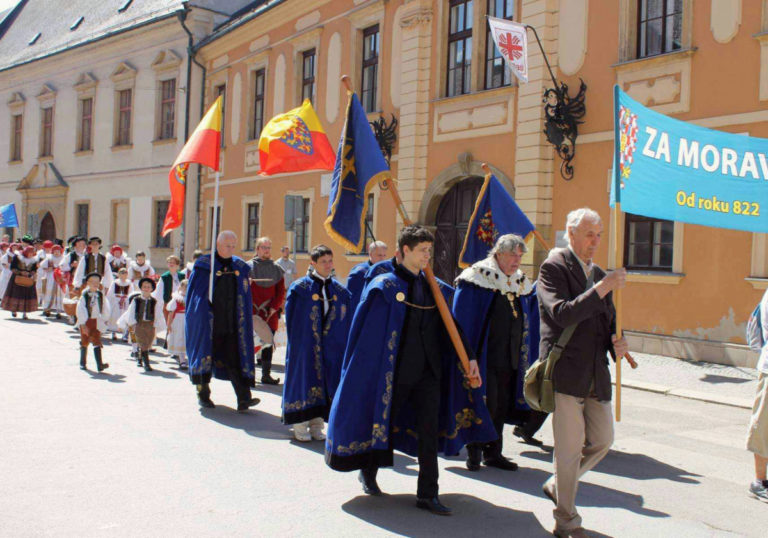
[433,176,483,283]
[39,212,56,241]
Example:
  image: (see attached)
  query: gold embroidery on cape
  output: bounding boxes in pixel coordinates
[284,386,324,411]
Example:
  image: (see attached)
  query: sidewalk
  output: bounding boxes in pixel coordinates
[615,352,758,409]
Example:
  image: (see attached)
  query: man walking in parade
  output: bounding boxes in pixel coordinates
[453,233,544,472]
[249,237,285,385]
[538,208,627,538]
[346,240,388,310]
[275,246,297,289]
[185,231,259,413]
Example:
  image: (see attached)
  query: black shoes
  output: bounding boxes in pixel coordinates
[79,346,87,370]
[198,397,215,409]
[237,397,261,413]
[142,351,152,372]
[466,445,482,471]
[94,347,109,372]
[483,455,519,471]
[358,469,382,496]
[416,496,452,516]
[197,384,215,408]
[260,374,280,385]
[513,426,544,447]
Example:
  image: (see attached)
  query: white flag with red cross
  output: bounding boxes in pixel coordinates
[487,16,528,83]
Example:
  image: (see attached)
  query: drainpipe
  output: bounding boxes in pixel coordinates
[178,4,207,254]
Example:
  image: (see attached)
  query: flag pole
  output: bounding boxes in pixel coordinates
[208,170,220,303]
[341,75,480,389]
[613,201,624,421]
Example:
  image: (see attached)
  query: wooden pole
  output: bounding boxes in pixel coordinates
[208,170,220,303]
[613,202,624,422]
[341,75,481,388]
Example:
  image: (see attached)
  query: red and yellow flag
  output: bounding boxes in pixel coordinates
[259,99,335,175]
[162,96,223,237]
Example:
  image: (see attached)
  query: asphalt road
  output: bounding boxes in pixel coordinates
[1,311,766,537]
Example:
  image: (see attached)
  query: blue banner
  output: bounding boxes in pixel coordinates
[0,203,18,228]
[459,173,535,268]
[611,85,768,233]
[324,93,390,253]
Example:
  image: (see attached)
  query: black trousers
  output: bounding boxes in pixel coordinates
[389,369,441,498]
[202,333,251,403]
[260,331,275,376]
[482,365,512,458]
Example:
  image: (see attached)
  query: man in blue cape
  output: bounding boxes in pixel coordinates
[453,234,544,473]
[326,225,496,516]
[346,240,388,311]
[186,231,259,412]
[283,244,352,442]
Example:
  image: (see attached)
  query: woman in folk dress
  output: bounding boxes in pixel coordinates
[40,244,65,318]
[2,245,39,319]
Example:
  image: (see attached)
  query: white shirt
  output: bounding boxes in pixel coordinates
[568,245,593,280]
[311,269,331,315]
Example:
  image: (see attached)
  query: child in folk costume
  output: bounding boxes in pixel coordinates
[75,272,111,372]
[129,251,155,282]
[121,277,165,372]
[166,279,188,368]
[106,267,134,341]
[73,237,113,291]
[2,245,39,319]
[0,242,13,299]
[60,236,86,296]
[36,240,52,305]
[40,244,65,318]
[106,244,129,277]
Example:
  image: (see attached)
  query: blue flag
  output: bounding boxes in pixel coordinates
[324,93,390,253]
[0,203,19,228]
[458,174,535,267]
[612,85,768,233]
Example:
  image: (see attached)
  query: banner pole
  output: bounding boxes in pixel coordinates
[613,201,624,422]
[208,170,220,303]
[340,74,480,388]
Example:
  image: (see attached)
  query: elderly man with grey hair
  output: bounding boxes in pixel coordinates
[538,208,627,538]
[452,233,542,472]
[186,230,260,412]
[346,240,388,310]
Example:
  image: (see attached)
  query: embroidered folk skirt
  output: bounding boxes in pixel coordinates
[134,320,156,352]
[79,319,103,347]
[1,275,38,313]
[167,313,186,355]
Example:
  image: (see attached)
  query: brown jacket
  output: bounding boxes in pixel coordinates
[537,248,616,401]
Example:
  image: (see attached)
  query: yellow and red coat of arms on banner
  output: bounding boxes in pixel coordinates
[476,210,499,247]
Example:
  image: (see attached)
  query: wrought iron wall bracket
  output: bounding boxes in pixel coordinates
[526,25,587,180]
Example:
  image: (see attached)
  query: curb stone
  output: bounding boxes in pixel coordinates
[616,379,753,410]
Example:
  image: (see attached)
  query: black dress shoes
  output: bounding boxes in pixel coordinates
[416,496,452,516]
[466,445,482,471]
[483,456,519,471]
[358,470,382,496]
[237,397,261,412]
[513,426,544,447]
[198,397,215,409]
[260,374,280,385]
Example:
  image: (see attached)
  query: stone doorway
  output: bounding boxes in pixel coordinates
[39,212,56,240]
[433,176,483,283]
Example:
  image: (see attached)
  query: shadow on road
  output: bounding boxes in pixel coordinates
[200,405,290,440]
[700,373,752,385]
[289,438,325,454]
[521,449,701,484]
[252,383,283,396]
[141,369,179,379]
[7,317,46,324]
[446,464,669,518]
[85,371,126,383]
[342,493,552,537]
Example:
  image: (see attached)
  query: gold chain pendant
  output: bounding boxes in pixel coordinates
[506,291,518,318]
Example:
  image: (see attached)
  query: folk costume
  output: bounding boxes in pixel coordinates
[128,260,155,282]
[35,242,51,304]
[40,249,65,316]
[249,257,285,383]
[166,291,187,367]
[153,269,185,307]
[283,271,352,441]
[325,264,496,500]
[122,283,165,371]
[59,248,85,295]
[346,260,371,312]
[106,278,134,337]
[186,253,256,410]
[75,286,111,371]
[106,246,129,276]
[0,245,15,300]
[2,250,39,315]
[452,256,543,470]
[74,251,114,290]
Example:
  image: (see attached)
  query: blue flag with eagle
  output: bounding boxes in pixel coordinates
[324,93,391,253]
[458,173,535,268]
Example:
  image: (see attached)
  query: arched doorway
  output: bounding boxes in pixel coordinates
[39,212,56,241]
[433,176,483,283]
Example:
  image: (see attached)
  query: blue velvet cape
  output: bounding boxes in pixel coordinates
[452,281,540,418]
[346,260,370,311]
[282,275,352,424]
[363,257,396,287]
[186,254,255,383]
[325,270,497,472]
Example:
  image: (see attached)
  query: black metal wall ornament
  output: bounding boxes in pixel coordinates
[526,25,587,181]
[370,114,398,167]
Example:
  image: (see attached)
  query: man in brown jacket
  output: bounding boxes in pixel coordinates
[537,208,628,538]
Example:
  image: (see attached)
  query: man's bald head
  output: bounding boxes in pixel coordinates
[216,230,237,259]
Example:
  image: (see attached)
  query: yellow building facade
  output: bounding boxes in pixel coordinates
[195,0,768,367]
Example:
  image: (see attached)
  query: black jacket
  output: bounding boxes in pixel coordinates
[537,249,616,401]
